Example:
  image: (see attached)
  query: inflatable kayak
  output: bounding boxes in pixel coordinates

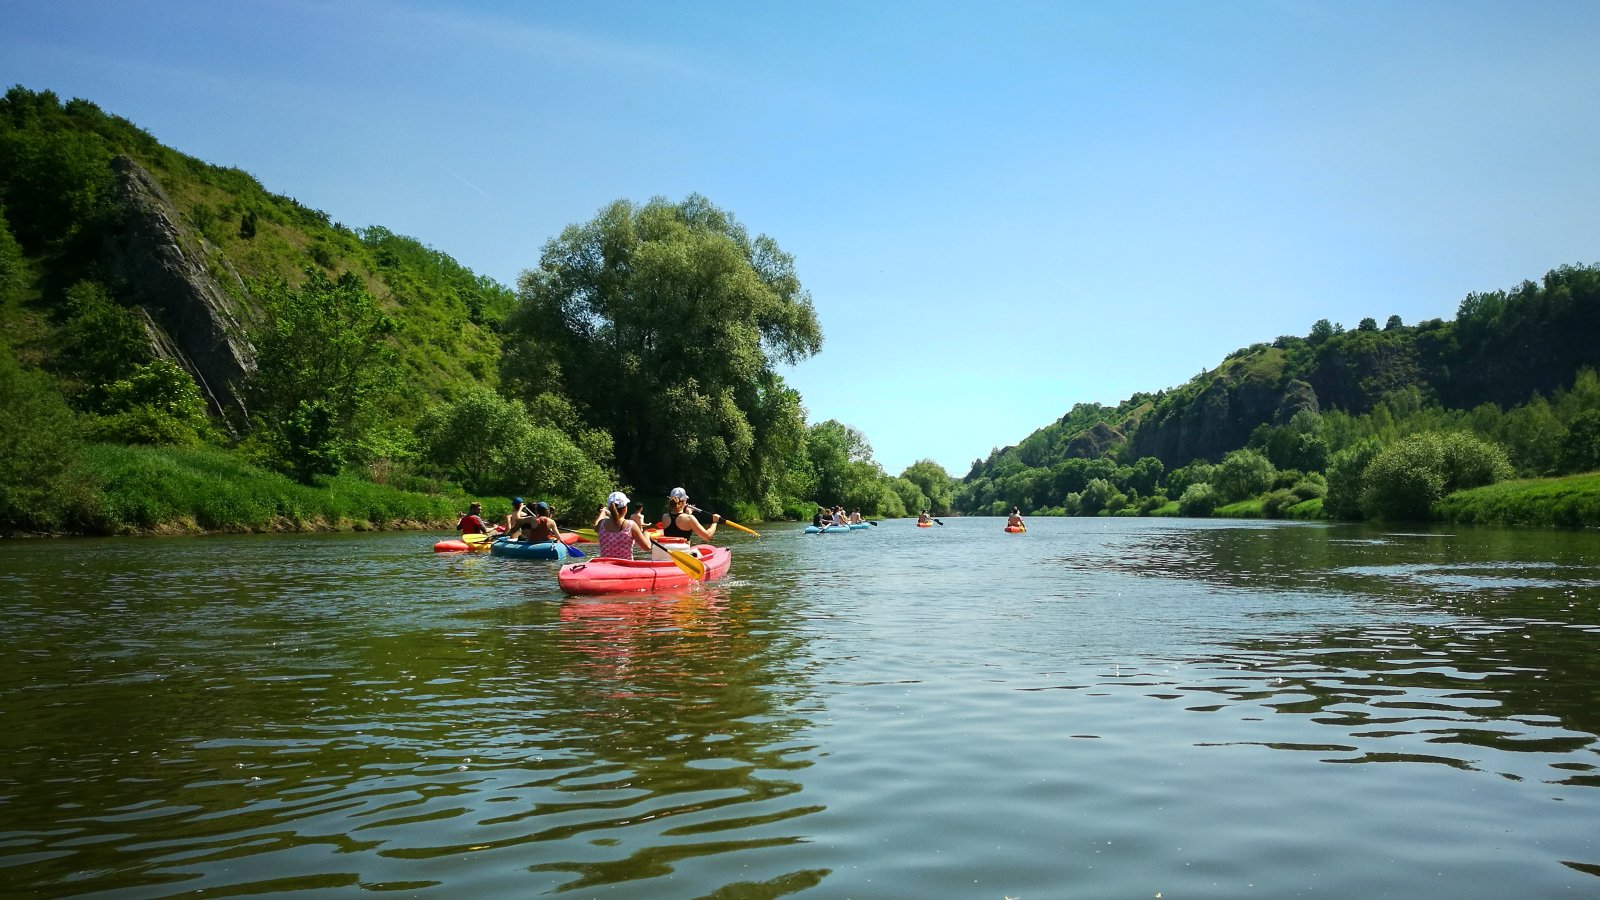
[1004,525,1026,533]
[848,523,869,530]
[558,545,732,595]
[803,525,852,533]
[489,538,582,560]
[916,521,933,528]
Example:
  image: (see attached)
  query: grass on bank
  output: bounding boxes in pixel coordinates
[79,444,467,534]
[1433,472,1600,528]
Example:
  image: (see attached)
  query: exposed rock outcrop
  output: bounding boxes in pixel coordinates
[101,156,255,432]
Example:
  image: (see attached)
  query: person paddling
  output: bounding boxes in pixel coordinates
[458,502,493,535]
[593,491,652,560]
[917,510,932,525]
[658,487,720,542]
[1007,507,1025,530]
[509,500,562,544]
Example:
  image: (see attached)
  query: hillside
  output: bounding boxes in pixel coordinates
[0,86,514,430]
[958,264,1600,515]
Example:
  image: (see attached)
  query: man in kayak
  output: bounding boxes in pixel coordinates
[812,507,827,528]
[1007,507,1025,530]
[458,502,494,535]
[917,510,932,525]
[849,508,863,524]
[509,500,563,544]
[593,491,653,559]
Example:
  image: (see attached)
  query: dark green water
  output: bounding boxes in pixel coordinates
[2,517,1598,897]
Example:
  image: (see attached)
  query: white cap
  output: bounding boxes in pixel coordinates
[606,491,630,507]
[669,487,688,500]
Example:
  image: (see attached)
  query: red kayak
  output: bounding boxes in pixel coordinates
[558,545,732,595]
[1004,525,1026,533]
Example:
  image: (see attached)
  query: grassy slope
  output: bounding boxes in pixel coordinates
[1434,472,1600,527]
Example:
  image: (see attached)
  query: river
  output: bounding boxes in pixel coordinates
[2,517,1598,897]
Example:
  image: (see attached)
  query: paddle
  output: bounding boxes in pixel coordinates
[933,518,944,526]
[650,537,706,580]
[461,532,494,548]
[867,520,878,526]
[685,505,761,537]
[569,528,598,543]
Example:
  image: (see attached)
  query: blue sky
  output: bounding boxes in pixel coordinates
[5,1,1598,476]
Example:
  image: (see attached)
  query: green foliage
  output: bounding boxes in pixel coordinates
[1324,438,1380,519]
[0,339,89,531]
[502,195,821,513]
[1177,482,1218,516]
[1359,431,1512,521]
[1213,448,1275,503]
[1559,410,1600,474]
[246,268,399,482]
[0,202,24,307]
[1166,461,1215,498]
[1079,477,1125,515]
[81,359,213,445]
[0,87,119,250]
[1261,489,1299,518]
[60,279,149,399]
[1435,472,1600,528]
[888,476,928,518]
[900,459,956,514]
[414,387,616,514]
[76,443,463,533]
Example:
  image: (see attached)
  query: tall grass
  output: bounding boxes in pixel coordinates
[1433,473,1600,528]
[78,444,467,534]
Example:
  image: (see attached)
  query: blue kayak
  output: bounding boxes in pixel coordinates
[848,523,869,530]
[803,525,852,534]
[489,539,581,560]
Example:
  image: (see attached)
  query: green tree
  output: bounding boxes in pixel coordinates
[1324,438,1381,519]
[501,195,821,514]
[1178,482,1218,516]
[888,476,927,517]
[82,359,213,445]
[1558,410,1600,474]
[246,269,399,482]
[1360,431,1512,521]
[0,340,85,531]
[900,459,955,514]
[0,202,25,306]
[60,279,149,400]
[1213,448,1276,503]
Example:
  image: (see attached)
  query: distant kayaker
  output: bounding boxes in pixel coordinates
[510,500,562,544]
[1007,507,1025,529]
[657,487,720,542]
[849,508,863,524]
[917,510,932,524]
[812,507,827,528]
[593,491,652,559]
[458,502,492,535]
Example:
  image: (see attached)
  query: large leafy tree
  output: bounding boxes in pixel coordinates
[900,459,956,515]
[501,195,821,513]
[245,269,399,482]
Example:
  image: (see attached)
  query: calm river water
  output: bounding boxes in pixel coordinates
[2,517,1599,898]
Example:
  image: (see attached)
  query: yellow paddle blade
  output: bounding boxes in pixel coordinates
[720,519,761,537]
[461,533,493,545]
[653,539,706,580]
[570,528,598,543]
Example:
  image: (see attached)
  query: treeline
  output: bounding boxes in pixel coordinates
[0,86,943,534]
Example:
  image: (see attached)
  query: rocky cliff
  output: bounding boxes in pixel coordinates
[101,156,256,432]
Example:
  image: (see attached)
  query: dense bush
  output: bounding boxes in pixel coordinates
[0,342,90,531]
[1261,489,1299,518]
[1213,449,1276,503]
[1324,439,1381,519]
[1360,431,1512,520]
[1178,482,1218,516]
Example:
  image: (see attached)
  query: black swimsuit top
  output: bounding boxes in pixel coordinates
[662,511,697,539]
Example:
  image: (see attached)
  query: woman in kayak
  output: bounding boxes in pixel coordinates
[657,487,720,542]
[1007,507,1025,530]
[593,491,652,559]
[509,500,562,543]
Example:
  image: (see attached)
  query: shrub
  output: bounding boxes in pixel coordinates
[1214,449,1276,503]
[1360,431,1512,521]
[1261,489,1299,518]
[1178,482,1218,516]
[1325,439,1381,519]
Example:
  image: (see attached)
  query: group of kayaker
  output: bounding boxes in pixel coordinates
[461,487,723,561]
[810,506,863,528]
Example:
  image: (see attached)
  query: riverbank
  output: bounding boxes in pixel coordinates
[1434,472,1600,527]
[6,444,470,537]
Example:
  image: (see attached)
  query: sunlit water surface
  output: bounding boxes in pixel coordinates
[2,517,1599,897]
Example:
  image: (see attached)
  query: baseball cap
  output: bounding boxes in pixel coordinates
[532,501,550,514]
[669,487,688,500]
[606,491,630,507]
[511,496,524,505]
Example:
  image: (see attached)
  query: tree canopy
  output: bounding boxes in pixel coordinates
[501,195,821,514]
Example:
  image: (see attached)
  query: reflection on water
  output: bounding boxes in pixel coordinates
[2,520,1599,897]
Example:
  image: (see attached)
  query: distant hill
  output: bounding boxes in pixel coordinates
[959,263,1600,508]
